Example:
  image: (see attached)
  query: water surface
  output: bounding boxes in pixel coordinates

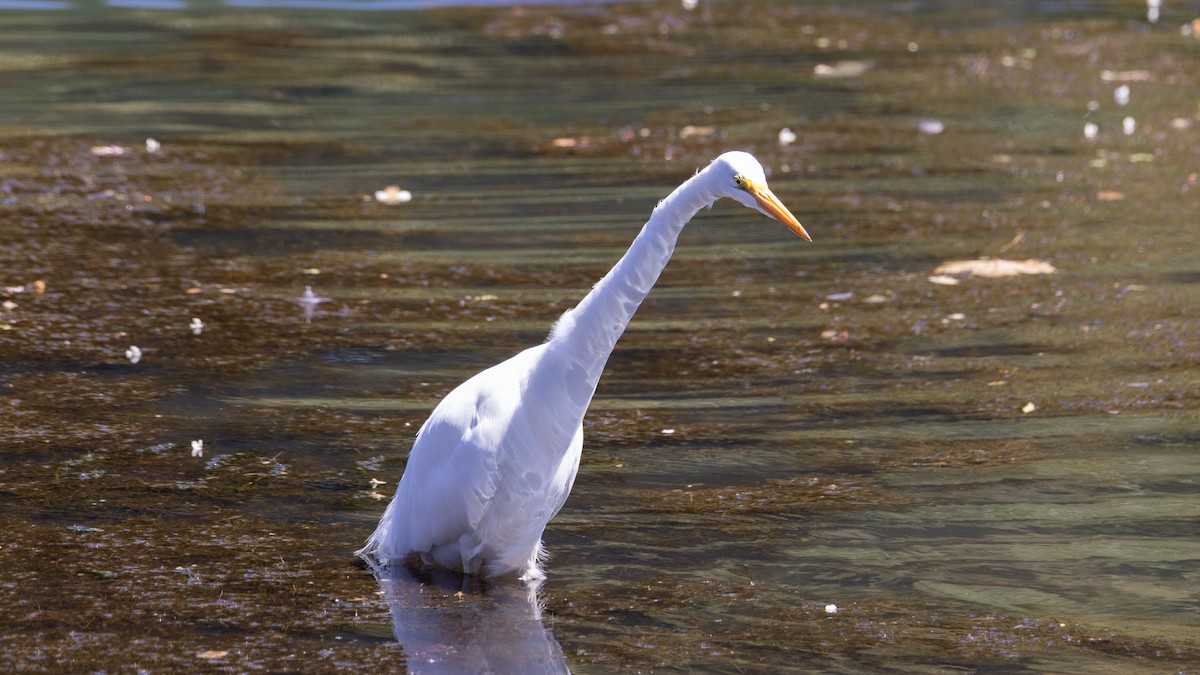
[1,0,1197,671]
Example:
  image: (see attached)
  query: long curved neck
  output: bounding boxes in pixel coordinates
[545,165,720,387]
[515,165,722,455]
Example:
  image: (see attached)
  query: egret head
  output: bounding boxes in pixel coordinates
[710,151,811,241]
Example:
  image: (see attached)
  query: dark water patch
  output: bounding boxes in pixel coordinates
[922,339,1055,359]
[1164,270,1200,285]
[170,222,405,258]
[2,0,1199,670]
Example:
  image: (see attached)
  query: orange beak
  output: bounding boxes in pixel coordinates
[747,182,811,242]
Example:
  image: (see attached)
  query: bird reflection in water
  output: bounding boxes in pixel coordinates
[367,558,570,674]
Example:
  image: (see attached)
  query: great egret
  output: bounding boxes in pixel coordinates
[358,151,810,581]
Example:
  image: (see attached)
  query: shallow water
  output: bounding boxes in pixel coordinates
[1,0,1198,672]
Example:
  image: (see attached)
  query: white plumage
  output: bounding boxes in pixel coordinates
[358,151,810,581]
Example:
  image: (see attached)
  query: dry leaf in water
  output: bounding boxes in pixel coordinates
[814,60,870,78]
[933,259,1057,278]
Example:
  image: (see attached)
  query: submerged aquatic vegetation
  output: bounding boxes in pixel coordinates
[1,0,1198,671]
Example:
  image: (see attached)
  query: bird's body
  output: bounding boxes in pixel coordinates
[358,151,809,581]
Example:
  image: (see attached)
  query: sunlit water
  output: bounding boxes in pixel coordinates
[1,1,1197,672]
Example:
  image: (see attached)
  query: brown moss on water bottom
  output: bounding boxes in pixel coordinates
[548,575,1197,673]
[654,475,896,516]
[0,135,384,377]
[0,511,394,672]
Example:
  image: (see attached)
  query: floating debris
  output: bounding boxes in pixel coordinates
[681,0,698,10]
[1101,70,1152,82]
[1084,122,1098,140]
[917,119,945,135]
[813,60,869,78]
[90,145,128,156]
[124,345,142,364]
[1021,402,1037,414]
[927,274,961,286]
[1146,0,1161,23]
[1122,116,1136,135]
[299,286,331,324]
[1113,85,1130,106]
[679,125,714,139]
[374,185,412,205]
[191,439,204,458]
[189,317,205,335]
[1097,190,1126,201]
[997,230,1025,254]
[932,259,1057,278]
[825,603,839,614]
[300,286,328,304]
[825,291,854,302]
[145,138,161,153]
[778,127,797,146]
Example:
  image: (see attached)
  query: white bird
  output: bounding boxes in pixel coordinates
[358,151,811,582]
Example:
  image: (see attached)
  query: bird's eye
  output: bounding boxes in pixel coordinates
[733,176,747,189]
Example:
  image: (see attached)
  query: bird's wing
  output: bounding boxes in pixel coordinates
[387,381,503,555]
[547,424,583,521]
[381,345,551,556]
